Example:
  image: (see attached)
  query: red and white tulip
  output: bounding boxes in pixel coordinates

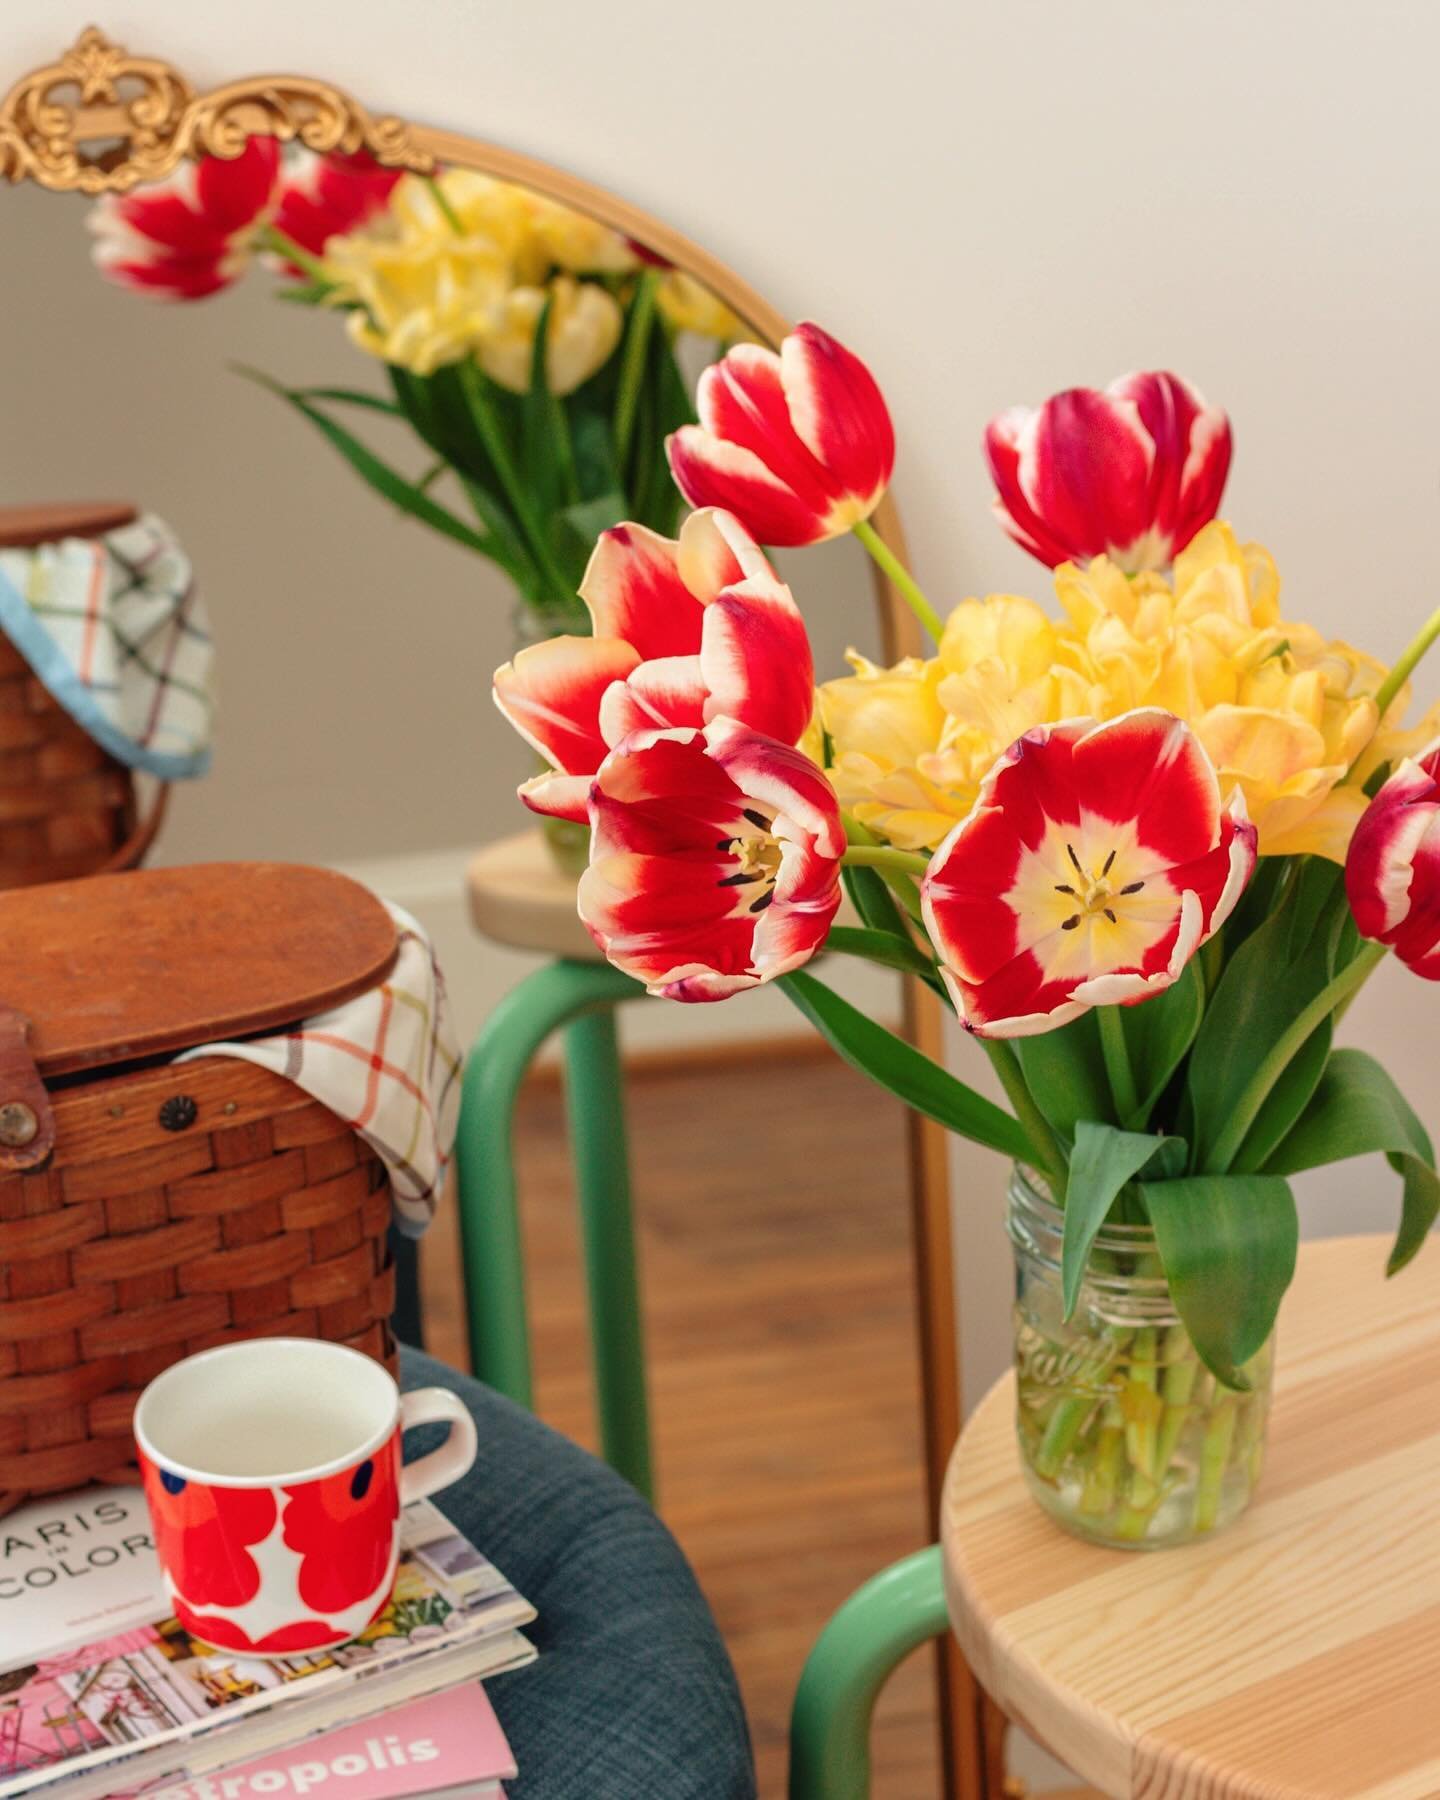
[1345,739,1440,978]
[271,148,403,263]
[667,323,895,547]
[921,709,1256,1037]
[579,719,845,1001]
[88,137,283,300]
[492,508,814,822]
[984,371,1233,573]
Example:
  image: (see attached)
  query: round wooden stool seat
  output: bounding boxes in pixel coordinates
[942,1234,1440,1800]
[466,828,599,960]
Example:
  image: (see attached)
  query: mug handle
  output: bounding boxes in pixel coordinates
[398,1388,479,1503]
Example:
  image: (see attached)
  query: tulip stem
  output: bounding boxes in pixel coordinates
[983,1038,1067,1192]
[841,845,932,878]
[852,519,945,644]
[258,225,332,289]
[1098,1006,1142,1128]
[614,271,661,469]
[1376,601,1440,724]
[1205,940,1388,1172]
[425,175,466,236]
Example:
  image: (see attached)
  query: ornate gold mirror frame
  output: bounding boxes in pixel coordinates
[0,29,994,1793]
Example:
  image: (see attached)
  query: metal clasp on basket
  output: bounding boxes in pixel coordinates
[0,1005,56,1172]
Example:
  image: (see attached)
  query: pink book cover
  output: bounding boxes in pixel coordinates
[133,1684,516,1800]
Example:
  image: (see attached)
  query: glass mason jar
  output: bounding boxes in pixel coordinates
[1007,1165,1274,1549]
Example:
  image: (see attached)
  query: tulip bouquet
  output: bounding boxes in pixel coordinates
[493,323,1440,1546]
[89,139,741,633]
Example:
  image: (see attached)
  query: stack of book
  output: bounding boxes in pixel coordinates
[0,1486,535,1799]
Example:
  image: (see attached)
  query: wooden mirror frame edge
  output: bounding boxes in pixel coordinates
[3,29,987,1791]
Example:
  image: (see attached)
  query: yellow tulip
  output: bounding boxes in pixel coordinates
[526,194,639,274]
[819,522,1409,865]
[818,652,967,849]
[387,170,542,275]
[655,271,743,341]
[1051,523,1383,860]
[478,275,623,395]
[327,231,512,376]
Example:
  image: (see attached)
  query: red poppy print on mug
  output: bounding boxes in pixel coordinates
[134,1338,477,1657]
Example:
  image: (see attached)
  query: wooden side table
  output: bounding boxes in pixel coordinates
[942,1233,1440,1800]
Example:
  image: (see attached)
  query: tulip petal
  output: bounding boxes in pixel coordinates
[700,578,815,746]
[493,635,641,804]
[598,656,707,743]
[1345,756,1436,940]
[697,347,838,517]
[668,426,831,548]
[1073,708,1220,867]
[782,322,895,511]
[677,508,773,596]
[1110,370,1233,558]
[922,710,1253,1039]
[581,722,843,1001]
[579,523,706,660]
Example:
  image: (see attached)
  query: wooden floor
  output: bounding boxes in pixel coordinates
[419,1044,943,1797]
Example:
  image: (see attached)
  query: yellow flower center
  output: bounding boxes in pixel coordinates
[718,811,780,915]
[1007,819,1179,982]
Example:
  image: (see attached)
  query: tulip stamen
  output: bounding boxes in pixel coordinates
[749,891,775,914]
[743,808,772,831]
[1061,915,1081,931]
[1120,880,1145,895]
[1054,882,1078,896]
[718,870,762,887]
[1101,849,1116,876]
[1067,842,1086,878]
[1103,907,1118,924]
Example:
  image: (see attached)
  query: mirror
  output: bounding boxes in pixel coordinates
[0,25,964,1793]
[0,32,880,887]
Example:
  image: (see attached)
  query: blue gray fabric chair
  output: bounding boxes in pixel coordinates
[400,1349,756,1799]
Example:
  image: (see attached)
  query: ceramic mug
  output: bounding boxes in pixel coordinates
[134,1337,477,1657]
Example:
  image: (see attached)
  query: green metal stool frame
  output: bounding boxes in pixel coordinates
[789,1545,950,1800]
[452,956,655,1501]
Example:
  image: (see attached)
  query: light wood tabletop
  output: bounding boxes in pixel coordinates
[942,1233,1440,1800]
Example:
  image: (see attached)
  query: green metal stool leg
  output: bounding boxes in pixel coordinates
[452,959,645,1455]
[563,1004,653,1501]
[789,1545,950,1800]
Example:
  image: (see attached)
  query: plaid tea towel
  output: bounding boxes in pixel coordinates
[0,511,214,779]
[177,904,462,1236]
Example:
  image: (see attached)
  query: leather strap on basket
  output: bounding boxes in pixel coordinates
[102,783,171,874]
[0,1006,56,1172]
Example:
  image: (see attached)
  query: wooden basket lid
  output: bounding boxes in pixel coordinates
[0,863,399,1078]
[0,502,138,549]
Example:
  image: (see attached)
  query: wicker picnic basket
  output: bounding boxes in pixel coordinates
[0,863,402,1514]
[0,503,167,890]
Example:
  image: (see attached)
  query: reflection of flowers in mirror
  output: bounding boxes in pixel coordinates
[83,141,749,633]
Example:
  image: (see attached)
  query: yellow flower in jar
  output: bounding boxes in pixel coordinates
[817,652,964,850]
[477,275,624,395]
[1055,523,1382,860]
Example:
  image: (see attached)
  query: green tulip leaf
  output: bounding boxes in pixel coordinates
[1061,1123,1185,1319]
[1140,1174,1298,1389]
[779,970,1033,1162]
[1013,1013,1111,1143]
[1120,959,1205,1125]
[821,926,944,991]
[1265,1047,1440,1274]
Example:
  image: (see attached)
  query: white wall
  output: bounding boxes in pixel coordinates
[3,6,1438,1770]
